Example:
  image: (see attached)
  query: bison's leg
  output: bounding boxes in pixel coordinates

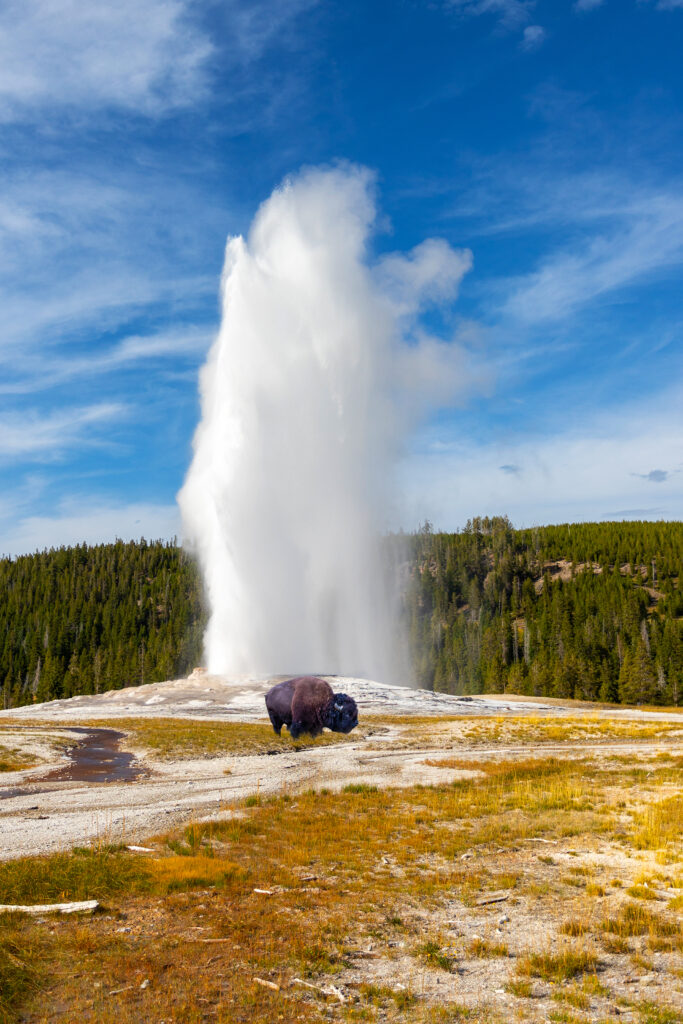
[268,708,284,735]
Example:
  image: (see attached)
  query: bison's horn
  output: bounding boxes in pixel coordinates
[334,702,344,710]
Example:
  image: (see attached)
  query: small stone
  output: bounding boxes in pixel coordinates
[140,979,150,990]
[498,914,510,925]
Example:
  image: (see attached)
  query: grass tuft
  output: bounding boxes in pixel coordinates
[517,948,599,982]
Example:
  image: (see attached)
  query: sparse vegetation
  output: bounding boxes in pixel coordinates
[107,716,358,759]
[0,707,681,1022]
[0,744,36,772]
[516,948,600,983]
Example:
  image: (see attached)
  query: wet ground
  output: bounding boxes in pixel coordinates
[37,727,141,784]
[0,727,141,802]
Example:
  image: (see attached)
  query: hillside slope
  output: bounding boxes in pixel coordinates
[1,519,682,708]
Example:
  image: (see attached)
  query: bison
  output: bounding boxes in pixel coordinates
[265,676,358,739]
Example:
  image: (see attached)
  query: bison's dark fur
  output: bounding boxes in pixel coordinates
[265,676,358,739]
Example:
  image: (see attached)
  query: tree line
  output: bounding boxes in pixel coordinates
[1,540,203,709]
[1,518,682,708]
[402,517,683,704]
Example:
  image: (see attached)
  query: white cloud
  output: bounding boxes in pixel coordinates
[0,404,125,459]
[574,0,605,11]
[0,327,212,395]
[225,0,319,63]
[501,187,683,324]
[0,162,223,390]
[520,24,546,49]
[0,0,213,120]
[0,500,181,557]
[398,388,683,530]
[447,0,534,30]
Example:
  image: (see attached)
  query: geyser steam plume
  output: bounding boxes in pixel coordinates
[179,165,472,680]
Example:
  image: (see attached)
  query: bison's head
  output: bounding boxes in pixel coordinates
[327,692,358,734]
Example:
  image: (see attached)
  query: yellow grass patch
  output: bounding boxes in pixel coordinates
[94,716,361,759]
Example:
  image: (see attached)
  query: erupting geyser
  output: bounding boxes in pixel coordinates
[179,164,472,680]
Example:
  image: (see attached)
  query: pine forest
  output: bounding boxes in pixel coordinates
[2,519,682,709]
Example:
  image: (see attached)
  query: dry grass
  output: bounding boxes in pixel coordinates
[0,743,37,773]
[516,948,600,983]
[0,710,682,1023]
[601,902,681,942]
[633,795,683,852]
[95,716,362,759]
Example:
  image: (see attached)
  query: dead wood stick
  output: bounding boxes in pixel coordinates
[254,977,280,991]
[0,899,98,915]
[479,892,509,909]
[291,978,346,1003]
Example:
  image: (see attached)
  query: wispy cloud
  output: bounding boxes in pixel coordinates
[602,508,665,518]
[631,468,670,482]
[446,0,535,30]
[224,0,320,63]
[0,0,213,120]
[520,24,546,49]
[0,327,212,395]
[0,500,181,557]
[574,0,605,11]
[399,388,683,529]
[0,404,125,460]
[499,183,683,324]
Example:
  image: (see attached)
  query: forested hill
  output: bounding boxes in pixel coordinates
[404,518,683,705]
[1,519,682,709]
[0,541,204,709]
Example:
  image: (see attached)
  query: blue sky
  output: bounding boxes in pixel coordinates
[1,0,682,555]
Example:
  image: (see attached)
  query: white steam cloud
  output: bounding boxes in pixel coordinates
[179,164,472,681]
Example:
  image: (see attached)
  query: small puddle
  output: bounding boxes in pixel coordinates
[39,728,141,784]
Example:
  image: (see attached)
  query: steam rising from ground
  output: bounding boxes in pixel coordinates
[179,165,472,680]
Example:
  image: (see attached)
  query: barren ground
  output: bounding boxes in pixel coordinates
[0,674,681,1023]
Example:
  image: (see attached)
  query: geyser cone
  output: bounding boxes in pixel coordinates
[179,164,472,681]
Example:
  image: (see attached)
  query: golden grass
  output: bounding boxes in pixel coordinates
[467,937,508,958]
[0,717,681,1022]
[633,795,683,852]
[516,947,599,982]
[0,743,37,773]
[601,901,681,940]
[96,716,361,759]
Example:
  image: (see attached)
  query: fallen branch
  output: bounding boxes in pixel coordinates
[0,900,98,915]
[475,892,507,909]
[254,977,280,991]
[291,978,346,1003]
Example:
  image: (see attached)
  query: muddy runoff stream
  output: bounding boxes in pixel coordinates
[0,727,141,801]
